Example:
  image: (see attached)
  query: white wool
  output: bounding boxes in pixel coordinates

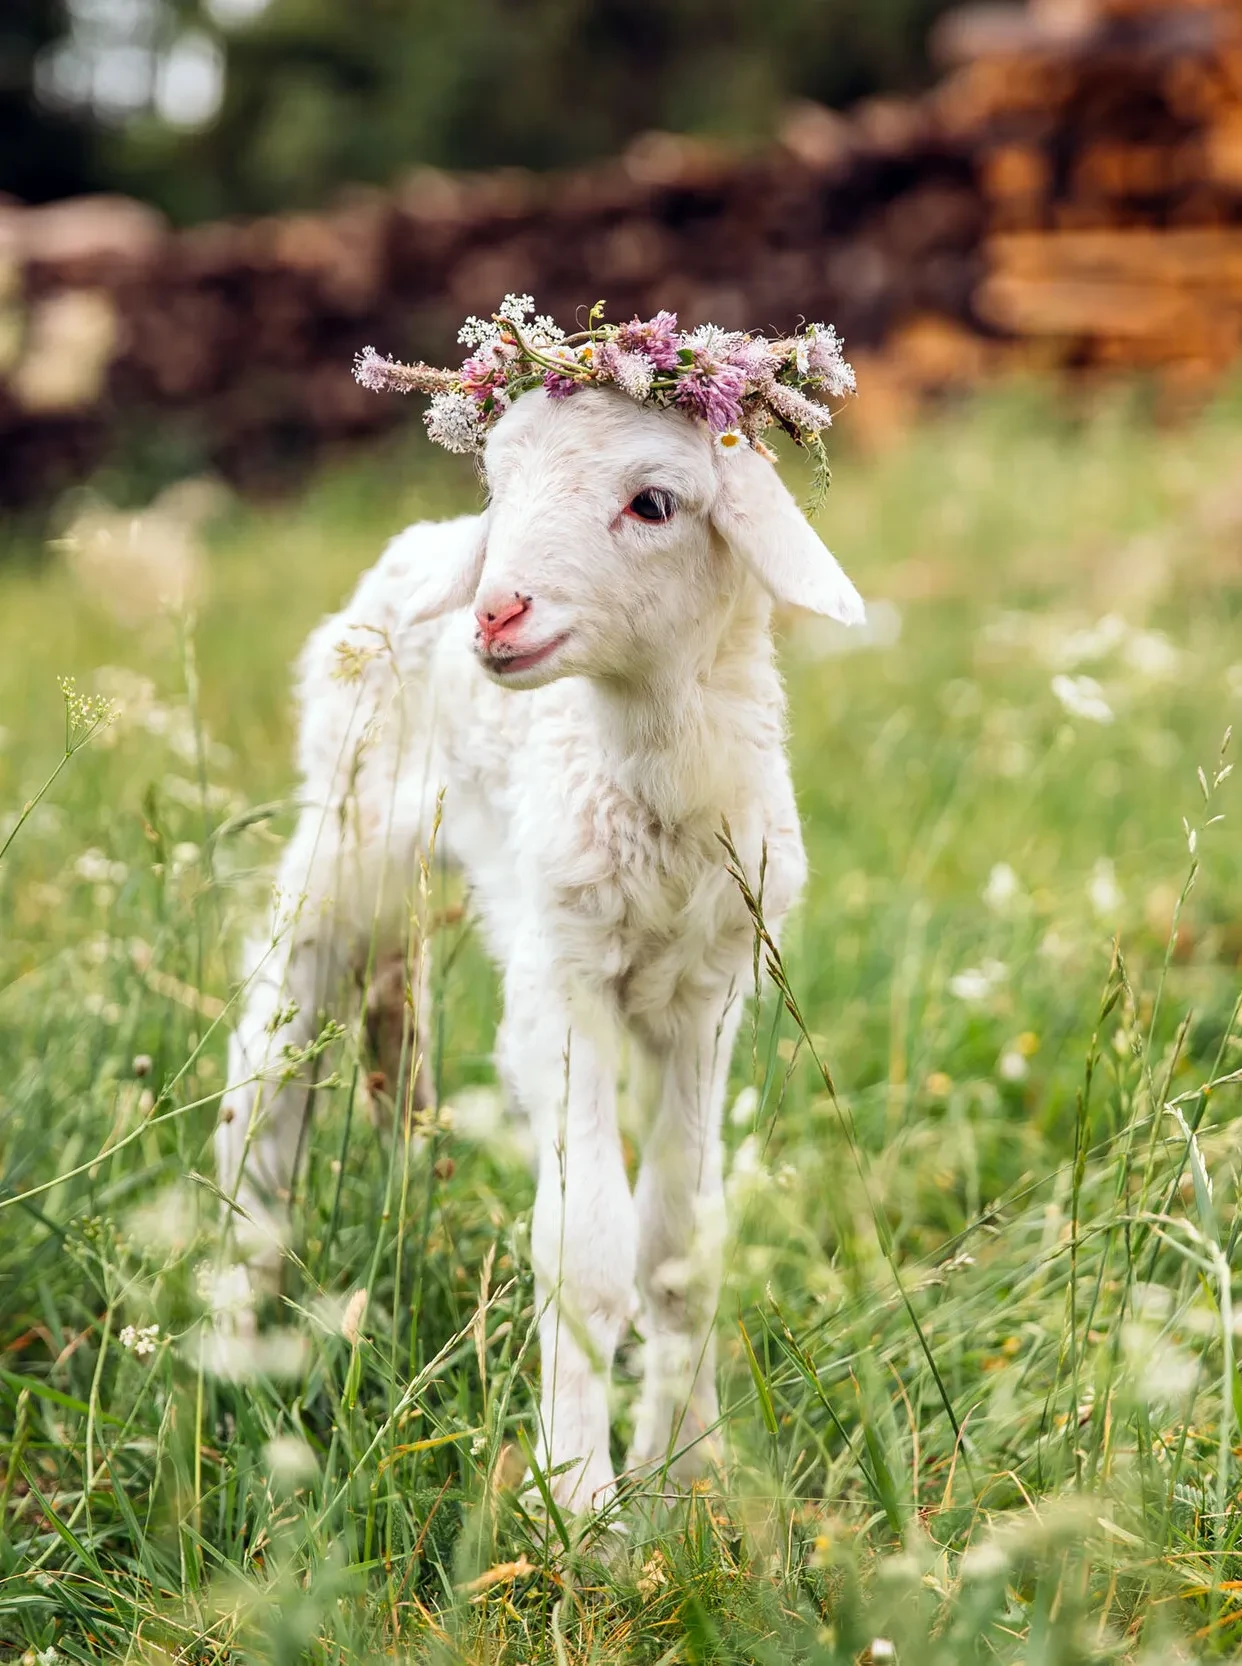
[217,387,863,1511]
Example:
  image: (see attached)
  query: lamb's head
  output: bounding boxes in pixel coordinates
[404,386,864,689]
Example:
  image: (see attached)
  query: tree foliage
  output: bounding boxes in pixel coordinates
[4,0,956,223]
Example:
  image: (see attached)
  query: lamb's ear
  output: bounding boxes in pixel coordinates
[390,513,488,625]
[710,444,864,625]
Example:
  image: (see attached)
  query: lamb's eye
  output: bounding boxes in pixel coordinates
[625,488,676,524]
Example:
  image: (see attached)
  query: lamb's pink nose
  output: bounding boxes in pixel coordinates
[475,593,530,650]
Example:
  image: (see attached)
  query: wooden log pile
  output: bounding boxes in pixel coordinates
[934,0,1242,379]
[0,116,984,508]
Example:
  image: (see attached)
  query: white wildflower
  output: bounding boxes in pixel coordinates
[1088,857,1124,920]
[998,1048,1029,1083]
[982,862,1021,913]
[730,1084,759,1127]
[198,1261,253,1320]
[1051,674,1114,724]
[714,427,749,451]
[529,313,565,343]
[961,1540,1008,1579]
[194,1327,308,1382]
[499,292,535,320]
[949,959,1008,1003]
[119,1322,160,1356]
[686,323,743,355]
[74,848,127,885]
[264,1433,317,1490]
[868,1641,896,1664]
[457,314,500,347]
[424,390,483,454]
[1122,1323,1198,1406]
[1124,629,1181,681]
[1056,614,1127,667]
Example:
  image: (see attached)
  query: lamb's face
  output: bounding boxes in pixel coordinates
[472,388,726,689]
[398,384,863,678]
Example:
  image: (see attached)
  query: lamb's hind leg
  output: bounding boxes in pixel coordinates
[216,818,358,1279]
[363,942,434,1131]
[627,992,742,1488]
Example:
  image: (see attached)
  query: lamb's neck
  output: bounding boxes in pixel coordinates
[583,586,781,824]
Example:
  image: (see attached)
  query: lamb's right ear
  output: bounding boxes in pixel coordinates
[711,443,864,625]
[390,513,488,624]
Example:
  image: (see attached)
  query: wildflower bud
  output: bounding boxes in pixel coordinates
[132,1053,153,1077]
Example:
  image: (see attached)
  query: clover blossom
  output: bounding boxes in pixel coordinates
[616,310,681,370]
[673,351,746,433]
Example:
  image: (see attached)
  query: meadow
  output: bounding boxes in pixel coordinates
[2,382,1241,1664]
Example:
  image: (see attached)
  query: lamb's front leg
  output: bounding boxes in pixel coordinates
[499,969,635,1514]
[627,993,742,1487]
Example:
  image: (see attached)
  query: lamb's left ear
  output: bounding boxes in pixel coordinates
[711,443,865,625]
[390,512,489,625]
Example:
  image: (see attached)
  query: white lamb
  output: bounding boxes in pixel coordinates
[217,385,863,1512]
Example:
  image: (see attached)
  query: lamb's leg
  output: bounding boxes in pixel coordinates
[627,994,742,1487]
[363,941,434,1130]
[216,821,354,1279]
[499,969,635,1514]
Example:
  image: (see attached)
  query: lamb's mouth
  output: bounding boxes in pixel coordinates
[485,632,570,676]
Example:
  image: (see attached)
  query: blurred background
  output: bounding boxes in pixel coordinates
[3,0,1242,505]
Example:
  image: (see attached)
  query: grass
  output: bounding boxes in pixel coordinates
[1,380,1242,1663]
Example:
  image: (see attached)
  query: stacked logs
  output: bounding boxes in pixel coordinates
[0,117,985,508]
[934,0,1242,378]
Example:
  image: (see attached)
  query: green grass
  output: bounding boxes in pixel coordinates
[2,382,1242,1663]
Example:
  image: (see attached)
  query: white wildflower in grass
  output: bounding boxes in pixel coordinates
[868,1641,896,1664]
[73,848,127,885]
[961,1539,1008,1580]
[425,390,484,454]
[264,1433,317,1491]
[949,958,1008,1003]
[119,1323,160,1356]
[1088,857,1124,921]
[1124,629,1181,681]
[197,1261,254,1321]
[1056,613,1128,667]
[195,1327,308,1382]
[982,861,1021,913]
[730,1084,759,1127]
[1051,673,1114,724]
[1122,1323,1199,1407]
[998,1047,1029,1084]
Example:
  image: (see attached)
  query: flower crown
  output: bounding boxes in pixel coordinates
[354,295,855,503]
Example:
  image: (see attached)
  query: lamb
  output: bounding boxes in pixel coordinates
[217,374,863,1514]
